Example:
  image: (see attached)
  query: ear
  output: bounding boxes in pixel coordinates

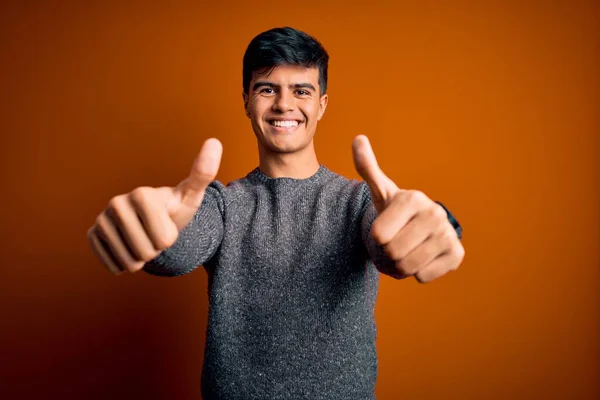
[242,92,250,118]
[317,94,329,121]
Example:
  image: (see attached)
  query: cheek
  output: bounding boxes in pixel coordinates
[302,102,320,122]
[248,102,264,121]
[251,99,272,119]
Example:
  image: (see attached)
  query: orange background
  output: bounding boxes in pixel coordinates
[1,1,598,399]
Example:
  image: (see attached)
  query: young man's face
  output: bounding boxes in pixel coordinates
[244,65,328,154]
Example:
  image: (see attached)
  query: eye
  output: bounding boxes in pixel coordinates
[259,87,275,94]
[295,89,310,96]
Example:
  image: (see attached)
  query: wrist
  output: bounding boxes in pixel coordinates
[435,201,462,240]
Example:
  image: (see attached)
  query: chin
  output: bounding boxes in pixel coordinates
[266,141,303,154]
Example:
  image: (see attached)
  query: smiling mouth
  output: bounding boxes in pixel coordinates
[268,119,303,128]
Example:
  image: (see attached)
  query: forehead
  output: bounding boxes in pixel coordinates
[251,65,319,86]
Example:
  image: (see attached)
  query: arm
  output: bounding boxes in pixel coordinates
[87,138,224,277]
[143,184,225,277]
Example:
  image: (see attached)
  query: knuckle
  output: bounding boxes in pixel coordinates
[384,245,402,261]
[384,238,408,261]
[154,238,171,252]
[406,262,419,276]
[124,262,141,273]
[96,214,115,240]
[453,245,466,268]
[167,225,180,245]
[436,217,450,234]
[433,204,447,220]
[95,213,108,232]
[108,259,126,275]
[458,246,465,261]
[137,247,158,262]
[87,232,100,254]
[415,272,431,284]
[425,206,447,232]
[395,259,414,276]
[442,226,457,242]
[129,186,152,206]
[407,190,427,205]
[156,230,178,251]
[130,261,148,273]
[409,255,425,275]
[107,195,125,213]
[87,231,104,256]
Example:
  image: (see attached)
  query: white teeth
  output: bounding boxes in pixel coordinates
[271,120,299,128]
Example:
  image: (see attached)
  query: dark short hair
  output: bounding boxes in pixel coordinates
[242,27,329,95]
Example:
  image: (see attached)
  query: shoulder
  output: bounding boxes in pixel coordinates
[317,167,372,212]
[202,171,261,208]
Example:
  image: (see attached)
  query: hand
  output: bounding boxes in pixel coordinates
[87,138,223,275]
[352,135,464,283]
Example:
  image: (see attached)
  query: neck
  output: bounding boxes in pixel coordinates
[257,141,320,179]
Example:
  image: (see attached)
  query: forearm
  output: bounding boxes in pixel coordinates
[143,186,224,277]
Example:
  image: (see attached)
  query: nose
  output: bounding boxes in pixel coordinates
[272,90,295,112]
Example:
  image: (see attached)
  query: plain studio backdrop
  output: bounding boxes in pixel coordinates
[0,1,598,399]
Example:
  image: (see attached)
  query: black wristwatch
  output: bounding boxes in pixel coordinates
[435,201,462,240]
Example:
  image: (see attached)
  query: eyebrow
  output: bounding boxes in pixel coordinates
[252,81,317,92]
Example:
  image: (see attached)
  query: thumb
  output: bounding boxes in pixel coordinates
[352,135,398,209]
[174,138,223,210]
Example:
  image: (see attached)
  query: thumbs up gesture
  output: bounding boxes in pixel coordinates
[87,138,223,275]
[352,135,464,283]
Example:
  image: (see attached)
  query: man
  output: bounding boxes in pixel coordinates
[87,27,464,400]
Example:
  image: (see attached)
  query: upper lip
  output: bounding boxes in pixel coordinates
[267,118,304,123]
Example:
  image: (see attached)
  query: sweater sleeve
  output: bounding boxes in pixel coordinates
[142,182,225,277]
[359,183,405,280]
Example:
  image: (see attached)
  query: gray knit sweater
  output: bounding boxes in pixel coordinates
[144,165,398,400]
